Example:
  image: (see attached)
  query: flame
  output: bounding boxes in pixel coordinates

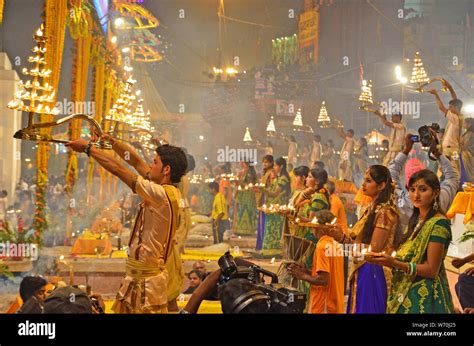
[36,25,44,37]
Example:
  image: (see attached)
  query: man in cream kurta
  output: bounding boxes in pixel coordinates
[374,111,406,166]
[333,126,355,181]
[429,86,464,174]
[310,135,322,165]
[66,136,188,313]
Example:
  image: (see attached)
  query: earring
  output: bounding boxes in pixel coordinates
[433,201,439,210]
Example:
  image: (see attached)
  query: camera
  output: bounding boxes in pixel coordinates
[90,297,104,314]
[414,123,441,161]
[218,251,306,313]
[416,123,440,147]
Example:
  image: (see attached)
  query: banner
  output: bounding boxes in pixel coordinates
[298,10,318,48]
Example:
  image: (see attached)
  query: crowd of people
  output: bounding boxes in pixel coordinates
[184,82,473,314]
[3,80,473,315]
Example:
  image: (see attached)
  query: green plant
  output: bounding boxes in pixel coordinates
[0,264,13,279]
[0,220,36,244]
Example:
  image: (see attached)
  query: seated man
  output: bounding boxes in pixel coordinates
[17,275,48,314]
[182,270,206,295]
[192,260,208,278]
[43,286,94,314]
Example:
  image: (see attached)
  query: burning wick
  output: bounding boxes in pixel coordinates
[330,218,337,225]
[311,217,319,224]
[270,257,275,264]
[391,251,397,257]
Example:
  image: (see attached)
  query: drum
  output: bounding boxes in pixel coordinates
[277,234,316,289]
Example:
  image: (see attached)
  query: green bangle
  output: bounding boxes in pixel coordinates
[413,263,417,276]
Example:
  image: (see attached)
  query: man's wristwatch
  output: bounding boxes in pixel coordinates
[84,142,93,157]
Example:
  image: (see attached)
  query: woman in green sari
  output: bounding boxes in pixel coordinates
[284,168,331,306]
[367,169,455,313]
[234,162,257,235]
[262,157,291,257]
[283,165,310,254]
[295,168,331,243]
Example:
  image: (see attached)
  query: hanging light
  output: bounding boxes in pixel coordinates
[266,116,276,136]
[358,80,373,104]
[410,52,429,85]
[317,101,331,128]
[243,127,252,143]
[293,108,303,128]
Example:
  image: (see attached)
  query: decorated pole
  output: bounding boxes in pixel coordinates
[65,3,92,243]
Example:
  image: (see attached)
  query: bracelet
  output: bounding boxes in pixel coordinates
[84,142,93,157]
[406,262,417,276]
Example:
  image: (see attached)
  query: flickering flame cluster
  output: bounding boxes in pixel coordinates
[7,24,60,116]
[237,182,266,191]
[410,52,429,85]
[292,108,303,127]
[358,80,373,105]
[220,173,239,182]
[243,127,253,142]
[106,77,137,123]
[106,76,154,146]
[317,101,331,124]
[190,173,239,185]
[266,116,276,135]
[261,202,295,213]
[309,216,338,225]
[357,245,397,259]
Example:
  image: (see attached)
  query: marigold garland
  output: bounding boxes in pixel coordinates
[33,0,68,244]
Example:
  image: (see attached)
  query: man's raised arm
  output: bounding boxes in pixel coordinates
[66,139,138,190]
[102,135,150,178]
[428,89,448,115]
[374,110,393,128]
